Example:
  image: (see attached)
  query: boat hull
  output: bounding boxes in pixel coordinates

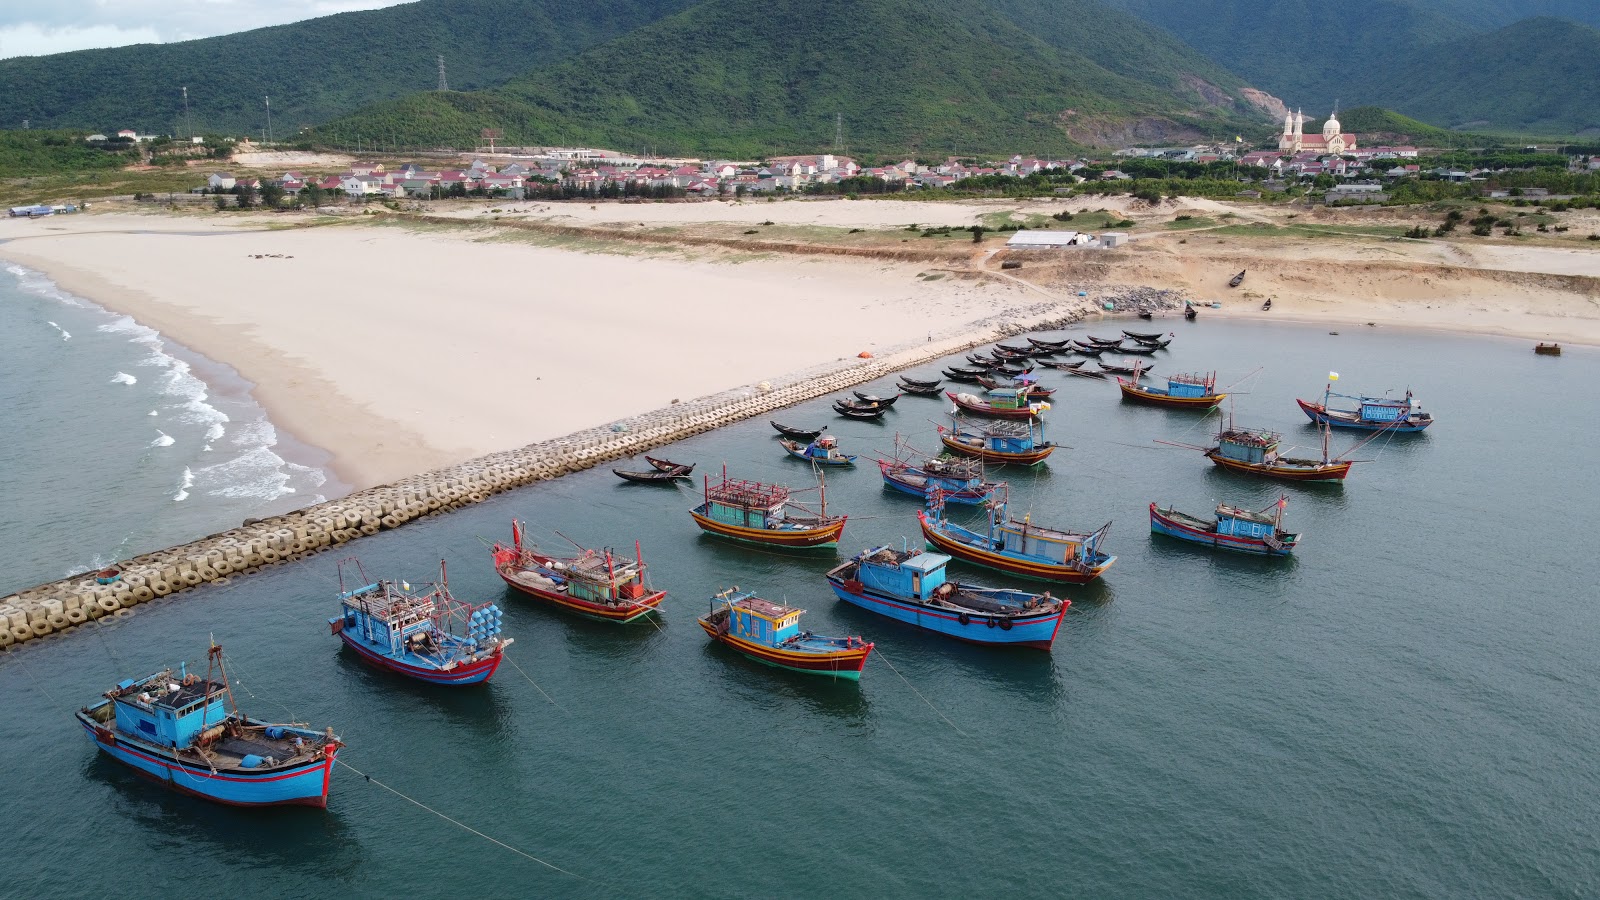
[1205,449,1352,482]
[879,471,992,505]
[945,393,1040,420]
[1149,504,1298,556]
[1118,381,1226,409]
[697,620,870,678]
[825,578,1062,650]
[77,717,337,807]
[939,433,1053,466]
[689,508,846,549]
[918,512,1113,585]
[1296,399,1433,432]
[495,564,665,623]
[337,630,504,684]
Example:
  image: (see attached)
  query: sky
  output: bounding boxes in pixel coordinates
[0,1,413,59]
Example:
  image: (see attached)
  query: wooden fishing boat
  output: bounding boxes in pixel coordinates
[1119,369,1226,410]
[918,487,1115,585]
[1097,360,1152,377]
[1228,270,1246,288]
[1067,341,1106,356]
[899,375,943,389]
[852,390,901,407]
[771,421,823,441]
[833,400,887,420]
[996,342,1034,355]
[942,367,983,383]
[1184,302,1198,321]
[877,436,999,504]
[700,589,873,679]
[977,374,1055,398]
[1122,329,1164,341]
[615,468,690,484]
[1261,299,1273,311]
[1535,343,1561,356]
[897,380,944,396]
[1085,335,1125,346]
[689,469,847,549]
[1150,497,1299,556]
[1131,334,1172,349]
[1118,342,1160,355]
[1028,337,1071,351]
[947,388,1049,420]
[938,416,1055,466]
[329,559,511,685]
[1297,381,1433,432]
[492,521,666,623]
[966,354,1005,369]
[996,362,1034,376]
[1161,420,1356,482]
[826,547,1067,650]
[645,455,694,475]
[780,435,857,466]
[1037,359,1086,370]
[77,644,344,808]
[1137,311,1154,320]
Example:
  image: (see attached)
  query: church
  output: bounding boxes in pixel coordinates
[1279,108,1355,155]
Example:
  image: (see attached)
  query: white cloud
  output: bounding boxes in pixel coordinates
[0,1,412,59]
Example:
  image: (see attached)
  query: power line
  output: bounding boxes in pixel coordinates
[437,55,449,92]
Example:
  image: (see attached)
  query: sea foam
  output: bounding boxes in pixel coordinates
[174,467,194,502]
[111,372,137,385]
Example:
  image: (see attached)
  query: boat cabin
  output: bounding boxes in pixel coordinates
[1358,398,1408,422]
[984,387,1029,410]
[1215,428,1280,464]
[857,549,951,601]
[968,419,1042,452]
[704,477,792,530]
[563,553,650,602]
[998,519,1099,564]
[110,671,228,750]
[725,594,804,645]
[338,582,440,653]
[1213,504,1278,538]
[1166,373,1217,398]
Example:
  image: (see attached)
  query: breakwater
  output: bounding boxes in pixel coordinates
[0,302,1110,648]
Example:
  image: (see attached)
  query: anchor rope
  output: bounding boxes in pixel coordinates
[334,757,590,881]
[872,648,967,738]
[503,651,563,709]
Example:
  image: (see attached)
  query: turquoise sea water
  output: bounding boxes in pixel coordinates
[0,263,335,593]
[1,319,1595,898]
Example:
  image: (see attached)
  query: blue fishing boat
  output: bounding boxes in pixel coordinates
[877,435,1000,504]
[1297,377,1433,432]
[1150,496,1301,556]
[699,588,874,679]
[329,559,511,685]
[76,644,344,807]
[937,415,1056,466]
[919,487,1115,585]
[779,435,857,466]
[1119,368,1227,410]
[825,547,1068,650]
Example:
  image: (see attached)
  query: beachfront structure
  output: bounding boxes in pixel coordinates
[1005,230,1098,249]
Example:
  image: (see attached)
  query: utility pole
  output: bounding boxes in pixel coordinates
[834,113,843,154]
[437,56,449,92]
[264,96,272,144]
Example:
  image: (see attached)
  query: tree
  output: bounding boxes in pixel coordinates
[260,183,285,209]
[214,195,230,212]
[302,183,325,207]
[233,183,257,209]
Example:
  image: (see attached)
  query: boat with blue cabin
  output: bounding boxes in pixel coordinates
[689,468,847,549]
[779,435,856,466]
[76,644,344,807]
[1297,381,1433,432]
[1118,368,1227,410]
[1150,496,1301,556]
[937,415,1056,466]
[918,487,1115,585]
[877,435,1000,504]
[699,588,874,679]
[825,546,1068,650]
[330,559,511,685]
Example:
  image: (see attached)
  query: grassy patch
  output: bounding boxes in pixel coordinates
[1165,215,1217,230]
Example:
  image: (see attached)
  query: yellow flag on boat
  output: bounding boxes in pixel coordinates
[1328,371,1340,381]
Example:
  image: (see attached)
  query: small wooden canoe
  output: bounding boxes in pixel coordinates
[771,421,823,441]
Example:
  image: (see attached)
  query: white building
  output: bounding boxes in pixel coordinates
[1005,230,1098,249]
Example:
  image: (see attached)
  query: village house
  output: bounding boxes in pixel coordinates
[207,172,236,191]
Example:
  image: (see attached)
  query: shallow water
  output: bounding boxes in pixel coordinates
[0,263,334,592]
[2,320,1595,898]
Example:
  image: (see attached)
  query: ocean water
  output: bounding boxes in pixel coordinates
[0,321,1596,898]
[0,263,333,593]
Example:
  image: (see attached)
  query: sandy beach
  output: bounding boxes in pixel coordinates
[4,197,1596,493]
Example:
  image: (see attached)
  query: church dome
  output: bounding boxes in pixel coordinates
[1323,113,1341,139]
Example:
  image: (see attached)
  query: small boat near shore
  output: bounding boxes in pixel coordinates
[852,391,901,407]
[1098,360,1152,377]
[1119,369,1227,410]
[898,379,944,396]
[77,644,344,807]
[1122,329,1164,341]
[826,547,1068,650]
[1150,497,1299,556]
[1037,359,1086,371]
[937,416,1055,466]
[942,367,983,383]
[330,558,511,685]
[1229,270,1246,288]
[1535,343,1562,356]
[1027,337,1071,352]
[615,455,694,484]
[833,399,888,420]
[689,468,847,549]
[918,488,1115,585]
[899,375,943,389]
[492,521,665,623]
[780,435,857,466]
[771,421,823,441]
[947,388,1049,420]
[700,588,873,679]
[977,374,1055,399]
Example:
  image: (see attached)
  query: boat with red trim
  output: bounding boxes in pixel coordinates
[1118,368,1227,410]
[76,643,344,807]
[937,415,1055,466]
[329,558,510,685]
[946,388,1050,420]
[825,546,1067,650]
[918,487,1114,585]
[699,588,873,679]
[877,435,1000,504]
[492,520,665,623]
[1150,496,1300,556]
[1297,379,1433,432]
[689,468,846,549]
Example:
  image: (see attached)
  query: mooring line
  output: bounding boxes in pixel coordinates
[873,649,967,738]
[504,652,563,709]
[336,758,589,881]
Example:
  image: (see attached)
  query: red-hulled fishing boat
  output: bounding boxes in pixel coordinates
[491,521,665,623]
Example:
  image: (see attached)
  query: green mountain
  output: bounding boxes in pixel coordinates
[0,0,697,135]
[1351,17,1600,136]
[326,0,1273,156]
